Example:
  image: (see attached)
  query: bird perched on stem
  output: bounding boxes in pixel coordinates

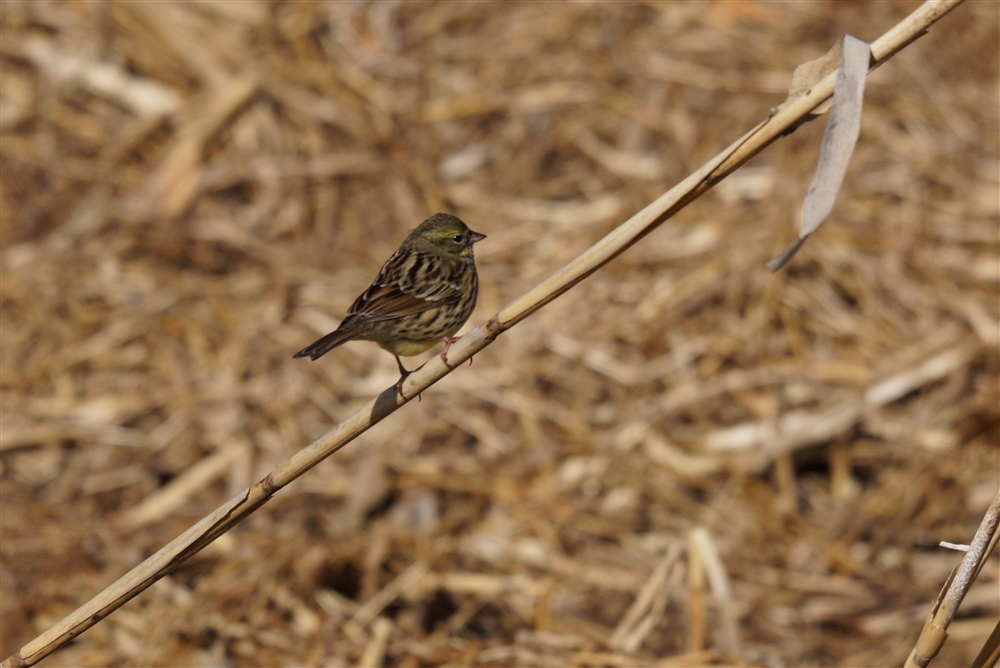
[294,213,485,395]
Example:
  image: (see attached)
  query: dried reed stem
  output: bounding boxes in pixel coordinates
[1,1,966,666]
[905,489,1000,668]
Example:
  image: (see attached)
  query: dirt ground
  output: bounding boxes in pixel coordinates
[2,2,998,667]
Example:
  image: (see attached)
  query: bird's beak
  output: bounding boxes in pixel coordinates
[469,231,487,244]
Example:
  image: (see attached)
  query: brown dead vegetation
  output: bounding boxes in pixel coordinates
[1,2,997,666]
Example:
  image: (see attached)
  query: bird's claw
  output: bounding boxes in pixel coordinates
[439,336,461,366]
[394,356,421,401]
[394,373,422,401]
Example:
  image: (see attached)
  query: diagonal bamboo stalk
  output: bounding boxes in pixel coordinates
[2,1,965,665]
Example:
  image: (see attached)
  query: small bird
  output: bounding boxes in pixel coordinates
[294,213,486,393]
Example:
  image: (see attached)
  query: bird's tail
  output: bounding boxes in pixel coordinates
[293,327,358,361]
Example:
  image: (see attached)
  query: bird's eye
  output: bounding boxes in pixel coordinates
[451,234,463,243]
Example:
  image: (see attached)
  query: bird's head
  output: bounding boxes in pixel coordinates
[410,213,486,260]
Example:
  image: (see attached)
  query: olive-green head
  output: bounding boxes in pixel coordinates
[408,213,486,260]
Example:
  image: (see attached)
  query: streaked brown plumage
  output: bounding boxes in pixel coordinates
[294,213,485,390]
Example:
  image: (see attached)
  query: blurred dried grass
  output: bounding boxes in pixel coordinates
[1,2,997,666]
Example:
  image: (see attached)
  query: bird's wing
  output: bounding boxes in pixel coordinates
[343,249,464,326]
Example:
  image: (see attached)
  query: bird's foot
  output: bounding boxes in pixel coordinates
[394,357,421,401]
[394,373,410,399]
[439,336,461,366]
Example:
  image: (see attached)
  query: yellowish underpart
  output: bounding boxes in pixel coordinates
[378,338,441,357]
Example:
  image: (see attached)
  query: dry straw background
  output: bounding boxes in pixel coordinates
[2,2,998,666]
